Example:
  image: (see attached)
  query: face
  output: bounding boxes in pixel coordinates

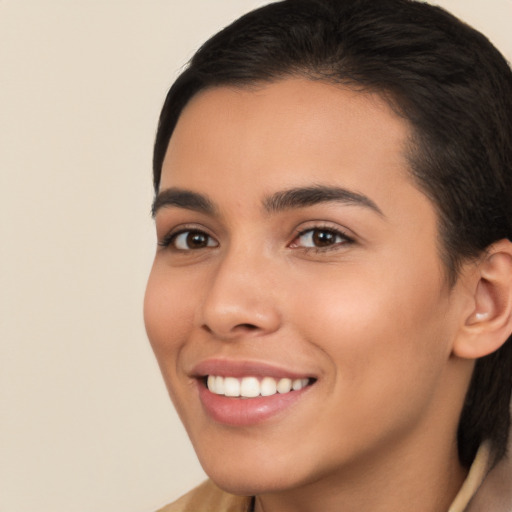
[144,79,468,497]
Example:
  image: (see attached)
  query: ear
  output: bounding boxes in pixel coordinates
[453,239,512,359]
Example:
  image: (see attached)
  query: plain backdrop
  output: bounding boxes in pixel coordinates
[1,1,511,511]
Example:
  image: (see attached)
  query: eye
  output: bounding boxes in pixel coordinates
[290,227,353,250]
[162,229,219,250]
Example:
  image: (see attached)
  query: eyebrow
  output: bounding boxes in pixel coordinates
[151,188,216,217]
[263,185,384,216]
[151,184,383,218]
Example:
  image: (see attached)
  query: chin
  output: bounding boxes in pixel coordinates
[193,438,324,497]
[203,464,302,497]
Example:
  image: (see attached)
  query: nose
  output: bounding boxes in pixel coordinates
[197,246,282,340]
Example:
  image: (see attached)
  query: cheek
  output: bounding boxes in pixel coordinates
[297,272,453,456]
[143,265,194,361]
[299,260,451,395]
[144,266,201,421]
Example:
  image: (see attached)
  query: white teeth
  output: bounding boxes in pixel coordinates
[207,375,216,393]
[240,376,260,397]
[224,377,240,397]
[214,375,224,395]
[206,375,311,397]
[260,376,277,396]
[293,378,309,391]
[277,378,292,393]
[208,375,226,395]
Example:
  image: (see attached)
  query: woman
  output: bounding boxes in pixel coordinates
[144,0,512,510]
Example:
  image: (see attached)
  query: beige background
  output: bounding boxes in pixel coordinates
[1,1,511,511]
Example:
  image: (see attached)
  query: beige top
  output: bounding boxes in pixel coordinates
[158,442,512,512]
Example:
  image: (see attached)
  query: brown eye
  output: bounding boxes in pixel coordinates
[172,230,218,250]
[312,230,338,247]
[292,228,351,249]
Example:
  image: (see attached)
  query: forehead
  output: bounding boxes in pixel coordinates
[164,79,410,177]
[160,78,426,223]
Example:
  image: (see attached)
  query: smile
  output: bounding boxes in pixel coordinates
[206,375,311,397]
[193,361,316,426]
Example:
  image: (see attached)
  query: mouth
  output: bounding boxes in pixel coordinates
[204,375,314,398]
[192,361,317,426]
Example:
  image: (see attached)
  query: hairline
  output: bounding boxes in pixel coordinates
[155,73,463,286]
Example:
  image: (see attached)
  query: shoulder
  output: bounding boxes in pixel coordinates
[466,446,512,512]
[156,480,253,512]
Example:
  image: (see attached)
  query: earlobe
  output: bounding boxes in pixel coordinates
[453,239,512,359]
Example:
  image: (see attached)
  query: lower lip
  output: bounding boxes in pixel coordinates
[197,381,311,426]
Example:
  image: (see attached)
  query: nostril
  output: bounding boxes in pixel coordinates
[201,323,258,335]
[202,324,213,334]
[236,323,259,331]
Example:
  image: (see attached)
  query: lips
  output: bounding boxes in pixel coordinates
[192,359,316,426]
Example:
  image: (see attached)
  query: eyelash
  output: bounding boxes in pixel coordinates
[159,228,218,251]
[290,226,354,252]
[158,225,354,253]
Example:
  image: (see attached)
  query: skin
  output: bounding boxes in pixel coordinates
[144,79,478,512]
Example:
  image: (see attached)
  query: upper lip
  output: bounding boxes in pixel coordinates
[191,358,316,380]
